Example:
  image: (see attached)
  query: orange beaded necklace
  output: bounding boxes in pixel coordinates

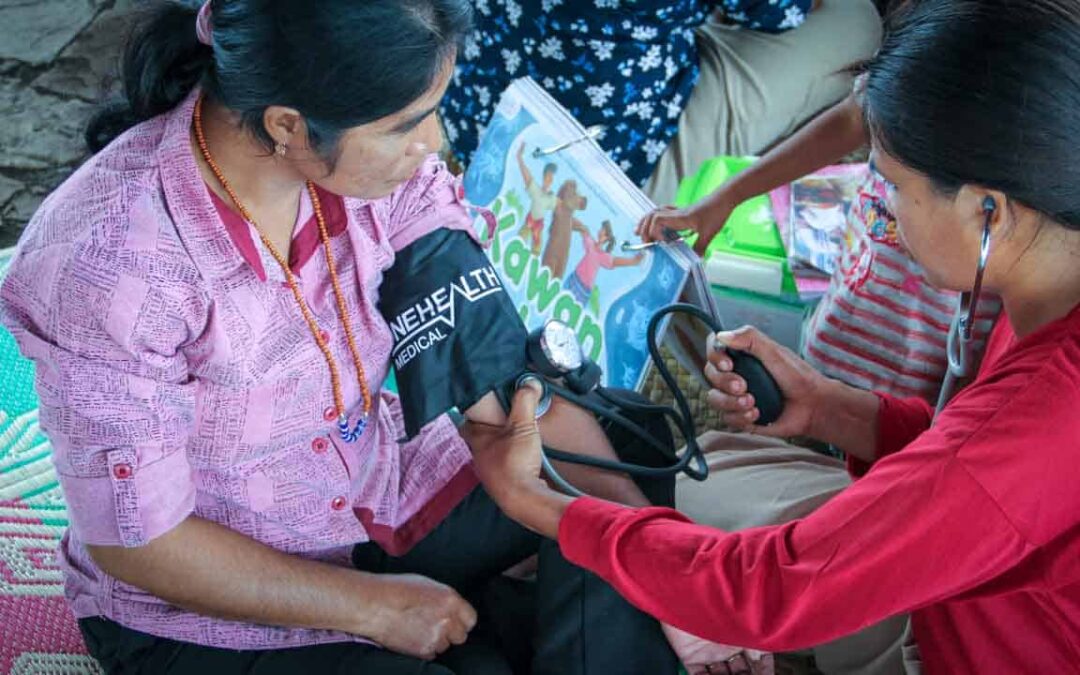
[193,95,372,441]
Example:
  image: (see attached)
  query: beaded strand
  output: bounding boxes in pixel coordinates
[193,95,371,441]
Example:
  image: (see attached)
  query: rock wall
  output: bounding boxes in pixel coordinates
[0,0,136,247]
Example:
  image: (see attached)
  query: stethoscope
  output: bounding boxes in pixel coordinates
[934,196,998,418]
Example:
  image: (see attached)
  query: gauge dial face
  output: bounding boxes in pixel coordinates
[540,320,584,372]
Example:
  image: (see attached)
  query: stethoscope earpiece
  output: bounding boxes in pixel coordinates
[939,194,999,418]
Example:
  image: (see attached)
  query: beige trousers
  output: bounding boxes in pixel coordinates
[644,0,884,206]
[676,432,909,675]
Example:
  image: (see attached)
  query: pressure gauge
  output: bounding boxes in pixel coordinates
[527,320,584,377]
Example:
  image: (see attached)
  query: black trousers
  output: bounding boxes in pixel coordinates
[80,391,679,675]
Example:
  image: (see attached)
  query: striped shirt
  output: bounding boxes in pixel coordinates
[802,172,999,402]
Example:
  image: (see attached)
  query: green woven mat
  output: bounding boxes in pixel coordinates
[0,249,65,513]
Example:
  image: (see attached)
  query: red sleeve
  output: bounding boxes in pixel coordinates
[848,393,934,477]
[558,420,1032,652]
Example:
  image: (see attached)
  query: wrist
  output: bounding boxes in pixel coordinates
[807,377,882,462]
[503,481,574,539]
[699,188,736,221]
[332,568,395,639]
[806,376,845,444]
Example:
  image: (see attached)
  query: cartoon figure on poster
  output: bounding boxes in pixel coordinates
[542,179,587,278]
[565,220,644,312]
[515,142,559,255]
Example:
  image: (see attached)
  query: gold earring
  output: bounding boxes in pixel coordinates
[275,142,288,157]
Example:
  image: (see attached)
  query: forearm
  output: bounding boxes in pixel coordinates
[701,95,865,217]
[556,431,1028,652]
[88,516,385,637]
[808,377,881,462]
[465,392,650,507]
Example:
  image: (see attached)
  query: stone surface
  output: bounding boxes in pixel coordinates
[0,173,25,247]
[0,0,108,65]
[0,0,132,244]
[1,176,61,248]
[6,185,50,226]
[0,174,22,207]
[0,76,93,171]
[33,0,134,102]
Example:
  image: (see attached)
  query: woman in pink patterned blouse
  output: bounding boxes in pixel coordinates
[0,2,680,673]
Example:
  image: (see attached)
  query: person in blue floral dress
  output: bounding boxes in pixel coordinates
[442,0,882,205]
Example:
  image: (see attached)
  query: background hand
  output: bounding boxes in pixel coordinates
[705,326,826,438]
[636,195,735,256]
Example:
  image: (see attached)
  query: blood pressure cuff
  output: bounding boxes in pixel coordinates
[380,229,528,438]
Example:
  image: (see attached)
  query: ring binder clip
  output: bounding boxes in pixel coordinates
[622,231,691,252]
[532,125,606,158]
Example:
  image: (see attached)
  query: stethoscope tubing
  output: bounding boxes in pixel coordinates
[936,211,995,418]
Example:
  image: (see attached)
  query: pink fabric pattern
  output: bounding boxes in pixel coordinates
[0,88,478,650]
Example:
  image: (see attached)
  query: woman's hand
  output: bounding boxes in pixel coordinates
[705,326,828,438]
[463,379,545,508]
[364,574,477,660]
[460,379,573,538]
[636,192,736,256]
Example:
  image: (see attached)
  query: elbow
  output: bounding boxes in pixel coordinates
[85,542,166,603]
[843,93,865,128]
[85,517,190,590]
[86,541,158,589]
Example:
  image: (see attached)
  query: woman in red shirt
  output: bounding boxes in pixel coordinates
[463,0,1080,672]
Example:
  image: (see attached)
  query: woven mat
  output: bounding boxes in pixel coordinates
[642,349,724,443]
[0,248,102,674]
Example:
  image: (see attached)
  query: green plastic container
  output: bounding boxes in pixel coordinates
[674,156,798,296]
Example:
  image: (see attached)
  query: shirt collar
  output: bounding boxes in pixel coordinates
[206,183,348,282]
[157,88,349,283]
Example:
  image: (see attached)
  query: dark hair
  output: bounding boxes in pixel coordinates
[86,0,473,156]
[862,0,1080,230]
[543,163,558,178]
